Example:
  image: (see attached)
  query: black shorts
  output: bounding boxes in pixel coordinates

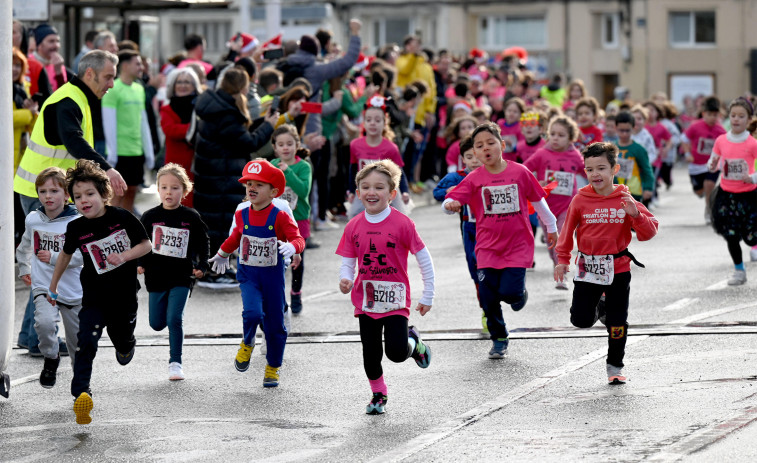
[689,170,719,191]
[116,155,145,186]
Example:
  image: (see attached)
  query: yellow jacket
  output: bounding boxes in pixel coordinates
[12,80,36,174]
[396,53,437,127]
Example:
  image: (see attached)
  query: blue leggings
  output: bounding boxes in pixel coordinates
[149,286,190,364]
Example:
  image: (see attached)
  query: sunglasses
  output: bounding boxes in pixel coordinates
[520,118,540,127]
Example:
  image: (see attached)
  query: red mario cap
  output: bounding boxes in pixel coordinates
[238,160,286,197]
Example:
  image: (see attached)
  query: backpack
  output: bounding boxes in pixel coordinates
[275,59,307,87]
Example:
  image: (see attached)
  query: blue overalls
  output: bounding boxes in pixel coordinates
[238,206,287,368]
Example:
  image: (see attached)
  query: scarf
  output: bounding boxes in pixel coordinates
[169,94,197,124]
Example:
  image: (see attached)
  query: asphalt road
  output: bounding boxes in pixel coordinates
[2,164,757,462]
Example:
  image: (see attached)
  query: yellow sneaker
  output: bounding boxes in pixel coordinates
[234,343,253,372]
[73,392,93,425]
[263,364,279,388]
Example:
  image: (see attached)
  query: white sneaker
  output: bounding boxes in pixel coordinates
[168,362,185,381]
[727,269,747,286]
[555,281,569,290]
[751,248,757,262]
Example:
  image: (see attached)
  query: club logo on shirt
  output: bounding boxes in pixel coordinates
[582,208,626,224]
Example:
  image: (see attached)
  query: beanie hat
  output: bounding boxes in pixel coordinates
[238,160,286,197]
[34,24,58,45]
[299,35,320,56]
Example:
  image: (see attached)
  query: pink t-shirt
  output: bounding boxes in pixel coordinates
[684,120,726,165]
[516,138,546,163]
[336,208,426,319]
[497,121,525,154]
[445,162,546,269]
[646,122,672,149]
[575,126,603,152]
[712,134,757,193]
[523,146,586,216]
[446,140,464,171]
[350,137,404,170]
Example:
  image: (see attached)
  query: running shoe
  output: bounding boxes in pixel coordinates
[196,273,238,289]
[408,326,431,368]
[607,364,626,385]
[488,338,509,359]
[555,281,568,290]
[290,292,302,314]
[366,392,388,415]
[0,372,9,398]
[728,270,747,286]
[235,343,253,372]
[263,364,280,387]
[73,392,93,425]
[116,345,135,366]
[39,356,59,388]
[511,289,529,311]
[168,362,185,381]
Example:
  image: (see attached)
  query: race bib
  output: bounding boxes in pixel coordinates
[362,280,407,313]
[574,252,614,285]
[481,184,520,214]
[239,235,277,267]
[547,170,575,196]
[697,138,715,156]
[723,158,749,181]
[33,229,64,255]
[280,186,299,211]
[85,229,132,274]
[358,158,379,171]
[152,225,190,258]
[616,157,635,179]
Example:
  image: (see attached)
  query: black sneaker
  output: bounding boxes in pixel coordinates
[366,392,388,415]
[511,289,529,312]
[408,326,431,368]
[40,356,60,388]
[305,238,321,249]
[0,372,10,398]
[196,273,238,289]
[291,293,303,314]
[116,345,135,366]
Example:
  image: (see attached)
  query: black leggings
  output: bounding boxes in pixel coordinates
[291,250,304,293]
[358,314,411,380]
[727,236,743,265]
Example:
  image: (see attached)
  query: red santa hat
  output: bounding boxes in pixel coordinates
[262,34,283,49]
[353,53,370,71]
[452,101,473,114]
[237,33,259,53]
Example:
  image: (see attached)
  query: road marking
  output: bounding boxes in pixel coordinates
[371,302,756,462]
[706,279,729,291]
[301,290,338,302]
[10,366,71,388]
[661,297,699,311]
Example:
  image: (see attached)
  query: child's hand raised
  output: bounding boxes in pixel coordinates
[619,191,640,218]
[339,278,353,294]
[444,200,462,213]
[415,303,431,316]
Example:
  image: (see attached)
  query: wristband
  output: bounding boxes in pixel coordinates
[48,290,58,301]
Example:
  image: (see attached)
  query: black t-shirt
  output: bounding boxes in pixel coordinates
[139,204,210,292]
[63,206,148,305]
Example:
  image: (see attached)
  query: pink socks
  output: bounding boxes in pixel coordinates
[369,375,388,395]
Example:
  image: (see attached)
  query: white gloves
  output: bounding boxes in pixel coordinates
[208,253,230,274]
[278,241,296,259]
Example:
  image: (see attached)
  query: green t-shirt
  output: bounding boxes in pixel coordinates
[102,78,145,156]
[271,157,313,221]
[614,140,654,197]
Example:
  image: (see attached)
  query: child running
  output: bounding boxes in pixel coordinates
[574,97,604,151]
[16,167,83,389]
[444,115,477,172]
[514,110,546,164]
[443,122,559,358]
[48,160,151,425]
[434,136,487,331]
[138,164,210,381]
[498,97,526,156]
[707,97,757,285]
[614,111,655,204]
[336,160,434,415]
[524,116,586,289]
[555,142,658,384]
[208,159,305,387]
[270,125,313,314]
[348,96,411,218]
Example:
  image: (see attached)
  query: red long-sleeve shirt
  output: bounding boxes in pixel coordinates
[220,204,305,256]
[556,184,658,274]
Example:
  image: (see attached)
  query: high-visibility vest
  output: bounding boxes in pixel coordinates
[14,82,94,198]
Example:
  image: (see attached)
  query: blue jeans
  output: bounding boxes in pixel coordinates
[148,287,190,364]
[477,267,527,340]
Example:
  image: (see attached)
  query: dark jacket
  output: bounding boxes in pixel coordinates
[192,88,274,251]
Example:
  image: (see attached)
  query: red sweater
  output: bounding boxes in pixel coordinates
[556,184,658,274]
[220,204,305,256]
[160,104,195,206]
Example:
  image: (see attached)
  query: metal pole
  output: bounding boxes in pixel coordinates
[1,0,16,396]
[265,0,281,40]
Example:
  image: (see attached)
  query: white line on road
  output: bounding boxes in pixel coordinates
[371,302,757,462]
[661,297,699,311]
[10,367,71,388]
[301,290,338,302]
[706,279,729,291]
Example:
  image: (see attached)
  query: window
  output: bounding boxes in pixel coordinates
[601,13,619,49]
[669,11,715,47]
[372,18,412,48]
[173,21,231,54]
[478,16,546,49]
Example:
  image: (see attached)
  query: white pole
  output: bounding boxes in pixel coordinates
[265,0,281,40]
[1,0,16,396]
[238,0,250,34]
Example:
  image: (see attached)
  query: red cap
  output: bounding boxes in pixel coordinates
[262,34,283,48]
[238,160,286,197]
